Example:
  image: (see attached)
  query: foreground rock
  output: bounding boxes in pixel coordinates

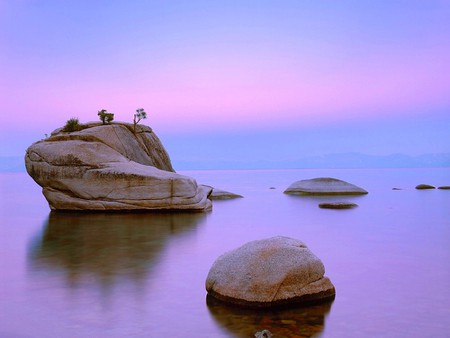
[438,186,450,190]
[415,184,435,190]
[25,122,212,211]
[318,202,358,209]
[205,236,335,308]
[284,177,368,195]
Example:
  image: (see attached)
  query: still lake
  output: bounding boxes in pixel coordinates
[0,168,449,338]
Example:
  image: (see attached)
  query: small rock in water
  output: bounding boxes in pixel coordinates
[206,187,243,200]
[415,184,436,190]
[438,186,450,190]
[255,329,273,338]
[318,202,358,209]
[392,188,402,190]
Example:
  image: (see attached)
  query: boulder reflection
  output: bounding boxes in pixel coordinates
[207,295,333,338]
[29,211,206,287]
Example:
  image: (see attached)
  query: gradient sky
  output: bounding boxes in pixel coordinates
[1,1,449,167]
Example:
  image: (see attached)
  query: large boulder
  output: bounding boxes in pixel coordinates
[205,236,335,308]
[284,177,368,195]
[25,122,212,211]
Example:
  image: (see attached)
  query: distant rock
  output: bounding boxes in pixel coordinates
[284,177,368,195]
[415,184,436,190]
[205,186,243,200]
[205,236,335,308]
[318,202,358,209]
[25,122,212,211]
[438,186,450,190]
[392,188,402,190]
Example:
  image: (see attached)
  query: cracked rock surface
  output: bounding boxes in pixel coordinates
[25,122,212,211]
[205,236,335,307]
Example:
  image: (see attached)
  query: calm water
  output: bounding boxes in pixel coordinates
[1,168,449,338]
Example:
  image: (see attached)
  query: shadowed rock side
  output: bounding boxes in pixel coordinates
[25,122,211,211]
[205,236,335,308]
[284,177,368,195]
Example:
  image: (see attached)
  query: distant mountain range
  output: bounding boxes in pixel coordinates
[2,153,449,172]
[171,152,450,170]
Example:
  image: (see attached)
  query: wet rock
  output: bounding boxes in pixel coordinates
[206,236,335,308]
[284,177,368,195]
[438,186,450,190]
[318,202,358,209]
[415,184,436,190]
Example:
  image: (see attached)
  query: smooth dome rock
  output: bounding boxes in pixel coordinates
[415,184,436,190]
[25,122,211,211]
[318,202,358,209]
[284,177,368,196]
[205,236,335,308]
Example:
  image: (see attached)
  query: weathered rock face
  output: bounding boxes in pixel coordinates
[25,122,212,211]
[205,236,335,308]
[284,177,368,195]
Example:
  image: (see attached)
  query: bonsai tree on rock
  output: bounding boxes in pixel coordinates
[98,109,114,125]
[133,108,147,133]
[63,117,84,132]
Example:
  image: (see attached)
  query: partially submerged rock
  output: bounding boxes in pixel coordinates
[284,177,368,196]
[207,187,243,200]
[25,122,212,211]
[415,184,436,190]
[438,186,450,190]
[205,236,335,308]
[318,202,358,209]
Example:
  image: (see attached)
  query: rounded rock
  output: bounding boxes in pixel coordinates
[284,177,368,196]
[205,236,335,308]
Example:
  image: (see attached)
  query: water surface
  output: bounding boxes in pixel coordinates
[1,168,449,337]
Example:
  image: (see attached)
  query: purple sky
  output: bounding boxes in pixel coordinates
[1,1,449,166]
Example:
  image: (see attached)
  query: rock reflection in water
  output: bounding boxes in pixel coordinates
[207,295,333,338]
[29,211,206,287]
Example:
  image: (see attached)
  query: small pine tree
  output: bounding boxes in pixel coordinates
[63,117,83,132]
[98,109,114,125]
[133,108,147,133]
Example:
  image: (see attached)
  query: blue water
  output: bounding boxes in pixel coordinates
[1,168,449,337]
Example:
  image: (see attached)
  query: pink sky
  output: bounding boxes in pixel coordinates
[0,1,449,160]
